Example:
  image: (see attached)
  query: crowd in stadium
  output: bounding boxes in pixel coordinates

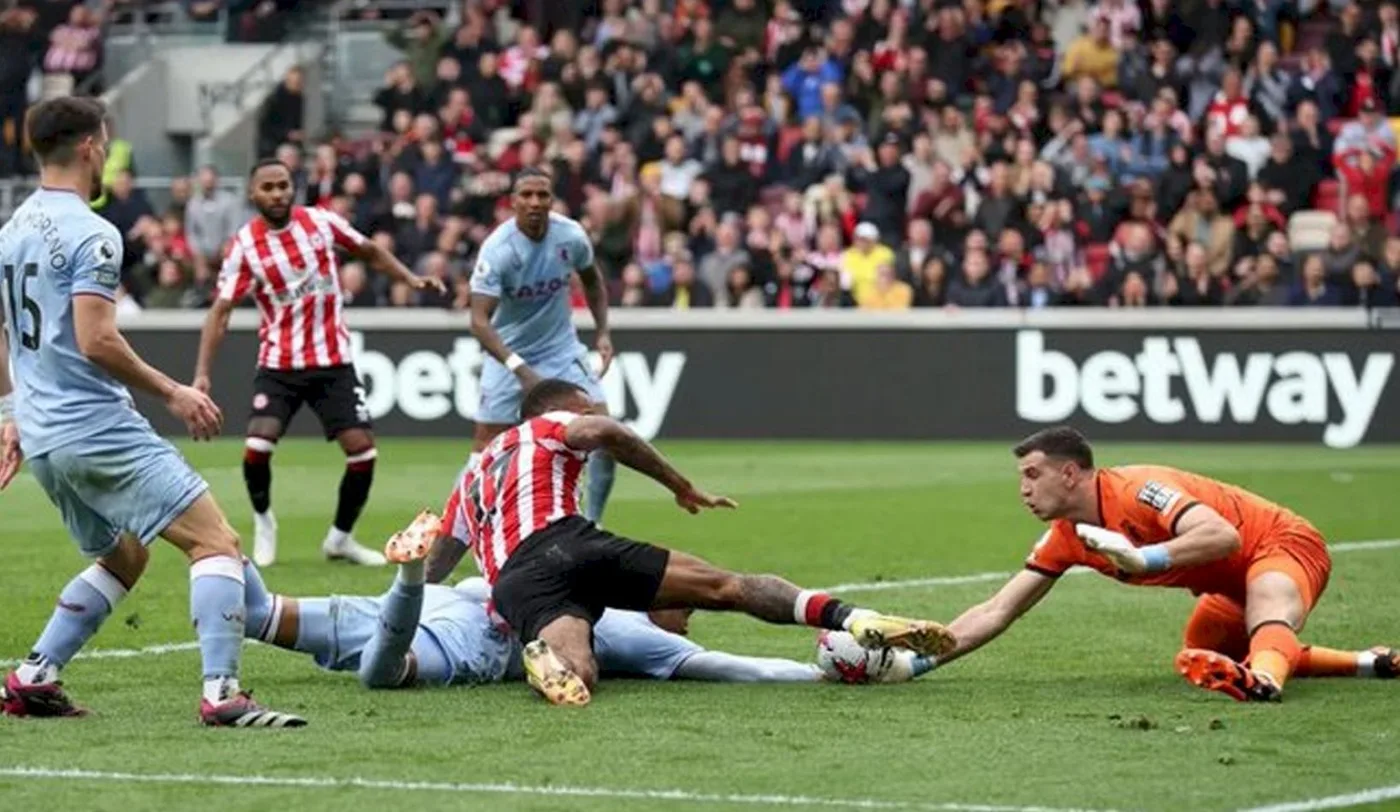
[11,0,1400,310]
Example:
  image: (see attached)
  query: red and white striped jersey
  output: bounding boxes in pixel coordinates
[447,411,590,584]
[217,206,367,371]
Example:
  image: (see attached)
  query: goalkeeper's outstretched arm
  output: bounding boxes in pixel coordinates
[924,570,1057,670]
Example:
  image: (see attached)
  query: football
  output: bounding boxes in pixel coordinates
[816,631,894,684]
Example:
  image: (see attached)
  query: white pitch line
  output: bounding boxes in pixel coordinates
[1238,782,1400,812]
[0,766,1111,812]
[4,539,1397,669]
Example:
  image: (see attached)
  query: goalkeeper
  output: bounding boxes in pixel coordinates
[913,426,1398,702]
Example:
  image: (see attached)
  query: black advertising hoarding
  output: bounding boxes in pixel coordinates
[123,316,1400,448]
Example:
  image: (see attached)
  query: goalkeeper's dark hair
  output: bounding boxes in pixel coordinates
[1012,426,1094,470]
[520,379,588,420]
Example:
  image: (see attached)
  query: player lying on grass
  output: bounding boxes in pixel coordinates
[239,513,911,687]
[425,378,954,706]
[915,426,1398,702]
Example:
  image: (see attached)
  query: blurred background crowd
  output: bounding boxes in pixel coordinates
[3,0,1399,312]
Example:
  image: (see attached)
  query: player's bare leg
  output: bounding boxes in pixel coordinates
[651,551,956,658]
[2,535,148,718]
[323,427,384,566]
[526,616,594,706]
[162,492,305,727]
[243,416,282,567]
[1177,570,1309,702]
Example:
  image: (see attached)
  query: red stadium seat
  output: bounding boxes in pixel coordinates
[1313,179,1341,212]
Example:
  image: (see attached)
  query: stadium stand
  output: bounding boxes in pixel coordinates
[2,0,1400,312]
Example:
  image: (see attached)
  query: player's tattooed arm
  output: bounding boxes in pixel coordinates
[424,533,467,584]
[577,262,613,375]
[564,416,735,513]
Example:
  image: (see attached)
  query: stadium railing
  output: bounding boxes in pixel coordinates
[118,308,1400,449]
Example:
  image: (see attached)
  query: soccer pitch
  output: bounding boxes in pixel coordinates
[1,439,1399,812]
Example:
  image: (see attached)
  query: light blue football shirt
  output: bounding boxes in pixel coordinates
[469,212,595,360]
[0,187,147,458]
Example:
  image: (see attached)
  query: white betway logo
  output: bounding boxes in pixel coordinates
[349,333,685,440]
[1015,330,1394,449]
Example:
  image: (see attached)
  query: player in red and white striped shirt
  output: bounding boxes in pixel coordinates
[195,158,444,569]
[423,379,958,706]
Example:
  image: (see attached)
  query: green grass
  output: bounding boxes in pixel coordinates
[2,439,1400,812]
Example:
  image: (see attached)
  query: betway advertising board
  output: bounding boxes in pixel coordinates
[125,320,1399,448]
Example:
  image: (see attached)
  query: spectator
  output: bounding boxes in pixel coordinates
[573,82,618,152]
[1256,133,1319,219]
[1226,115,1271,179]
[656,254,714,309]
[852,134,910,245]
[857,261,913,310]
[258,67,304,156]
[1063,16,1118,89]
[1165,243,1226,306]
[720,265,764,309]
[374,61,428,133]
[698,220,750,300]
[947,250,1007,308]
[1291,254,1341,306]
[839,222,896,303]
[1289,48,1344,122]
[44,5,102,94]
[1168,190,1235,277]
[145,260,192,310]
[99,170,154,246]
[0,8,35,178]
[705,137,757,217]
[1228,253,1291,306]
[1344,194,1388,261]
[1333,141,1395,224]
[1320,223,1362,285]
[340,262,375,307]
[396,194,441,268]
[1342,259,1399,308]
[386,11,448,88]
[184,165,242,281]
[783,46,843,122]
[413,139,458,211]
[415,251,455,309]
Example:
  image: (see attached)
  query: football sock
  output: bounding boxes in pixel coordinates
[23,565,128,684]
[243,438,275,515]
[291,598,334,659]
[672,651,823,682]
[792,590,858,630]
[1248,620,1302,688]
[241,558,275,641]
[358,571,425,688]
[1296,645,1362,677]
[332,449,377,535]
[583,451,616,524]
[190,556,245,704]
